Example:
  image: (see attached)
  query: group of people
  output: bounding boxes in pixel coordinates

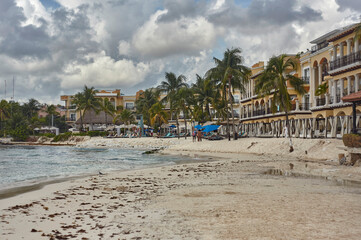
[192,129,203,142]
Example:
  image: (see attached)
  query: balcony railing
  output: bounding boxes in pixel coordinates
[65,117,76,122]
[252,109,265,117]
[329,50,361,71]
[300,103,311,111]
[302,76,310,84]
[311,42,329,53]
[316,98,326,106]
[336,94,341,103]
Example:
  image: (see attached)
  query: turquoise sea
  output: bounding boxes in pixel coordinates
[0,145,184,191]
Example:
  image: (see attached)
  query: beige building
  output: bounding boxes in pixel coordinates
[60,89,142,125]
[239,23,361,138]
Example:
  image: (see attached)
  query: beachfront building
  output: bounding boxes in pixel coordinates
[60,89,142,126]
[239,57,311,137]
[240,24,361,138]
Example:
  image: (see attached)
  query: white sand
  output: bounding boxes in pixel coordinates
[1,137,361,239]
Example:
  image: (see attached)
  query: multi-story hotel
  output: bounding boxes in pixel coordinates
[239,23,361,138]
[60,89,142,126]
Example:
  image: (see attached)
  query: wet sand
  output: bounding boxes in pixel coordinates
[1,150,361,239]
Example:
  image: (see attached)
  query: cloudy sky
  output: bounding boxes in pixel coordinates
[0,0,360,104]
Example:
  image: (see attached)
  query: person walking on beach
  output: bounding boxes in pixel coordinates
[192,129,196,142]
[197,129,202,142]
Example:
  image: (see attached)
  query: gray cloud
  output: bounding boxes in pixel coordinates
[208,0,322,30]
[336,0,361,13]
[0,0,50,59]
[1,0,360,104]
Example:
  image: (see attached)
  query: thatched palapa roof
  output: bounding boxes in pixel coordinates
[75,110,115,124]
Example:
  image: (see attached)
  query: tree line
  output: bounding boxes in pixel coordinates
[136,48,306,144]
[0,99,67,141]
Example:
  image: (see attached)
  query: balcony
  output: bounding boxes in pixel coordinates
[65,117,76,122]
[316,98,326,107]
[329,50,361,71]
[311,42,329,53]
[302,76,310,84]
[299,103,311,111]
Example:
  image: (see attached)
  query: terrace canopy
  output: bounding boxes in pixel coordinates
[202,125,220,133]
[342,90,361,134]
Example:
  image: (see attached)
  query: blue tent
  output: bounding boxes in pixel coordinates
[194,125,203,130]
[202,125,220,133]
[169,124,176,128]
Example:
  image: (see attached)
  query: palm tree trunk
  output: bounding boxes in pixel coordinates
[228,77,236,139]
[285,110,294,152]
[184,109,187,139]
[224,86,230,141]
[105,111,107,129]
[176,112,180,139]
[80,110,84,131]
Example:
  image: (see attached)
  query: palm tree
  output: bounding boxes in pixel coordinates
[0,100,10,136]
[46,104,58,127]
[101,98,116,127]
[135,89,160,126]
[149,102,168,134]
[113,109,134,135]
[72,92,85,131]
[315,82,328,97]
[192,74,217,121]
[72,85,101,131]
[175,86,194,139]
[22,98,41,120]
[158,72,188,134]
[206,48,249,140]
[255,54,306,151]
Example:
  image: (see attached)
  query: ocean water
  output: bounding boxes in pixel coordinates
[0,145,184,190]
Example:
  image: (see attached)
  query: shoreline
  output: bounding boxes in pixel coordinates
[0,149,215,201]
[2,137,361,239]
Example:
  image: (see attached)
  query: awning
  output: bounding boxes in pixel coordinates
[202,125,220,133]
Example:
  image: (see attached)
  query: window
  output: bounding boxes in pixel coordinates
[125,102,134,110]
[233,95,240,103]
[70,113,76,121]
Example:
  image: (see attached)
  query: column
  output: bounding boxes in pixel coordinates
[347,76,351,95]
[355,74,360,92]
[310,67,315,107]
[355,37,359,52]
[296,100,300,111]
[333,45,337,60]
[347,39,352,55]
[340,78,344,102]
[340,42,344,57]
[318,64,323,85]
[329,80,334,104]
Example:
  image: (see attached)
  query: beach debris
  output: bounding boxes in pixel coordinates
[289,163,294,170]
[247,142,257,149]
[142,147,164,154]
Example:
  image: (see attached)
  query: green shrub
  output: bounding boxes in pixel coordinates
[73,132,87,136]
[10,126,30,142]
[86,131,107,137]
[52,132,72,142]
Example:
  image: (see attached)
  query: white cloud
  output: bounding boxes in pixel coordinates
[118,40,131,56]
[15,0,51,26]
[60,51,151,89]
[132,10,218,59]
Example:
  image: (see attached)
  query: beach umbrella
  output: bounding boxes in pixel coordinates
[194,125,203,130]
[202,125,220,133]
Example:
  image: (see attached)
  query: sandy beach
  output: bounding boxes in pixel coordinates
[1,137,361,239]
